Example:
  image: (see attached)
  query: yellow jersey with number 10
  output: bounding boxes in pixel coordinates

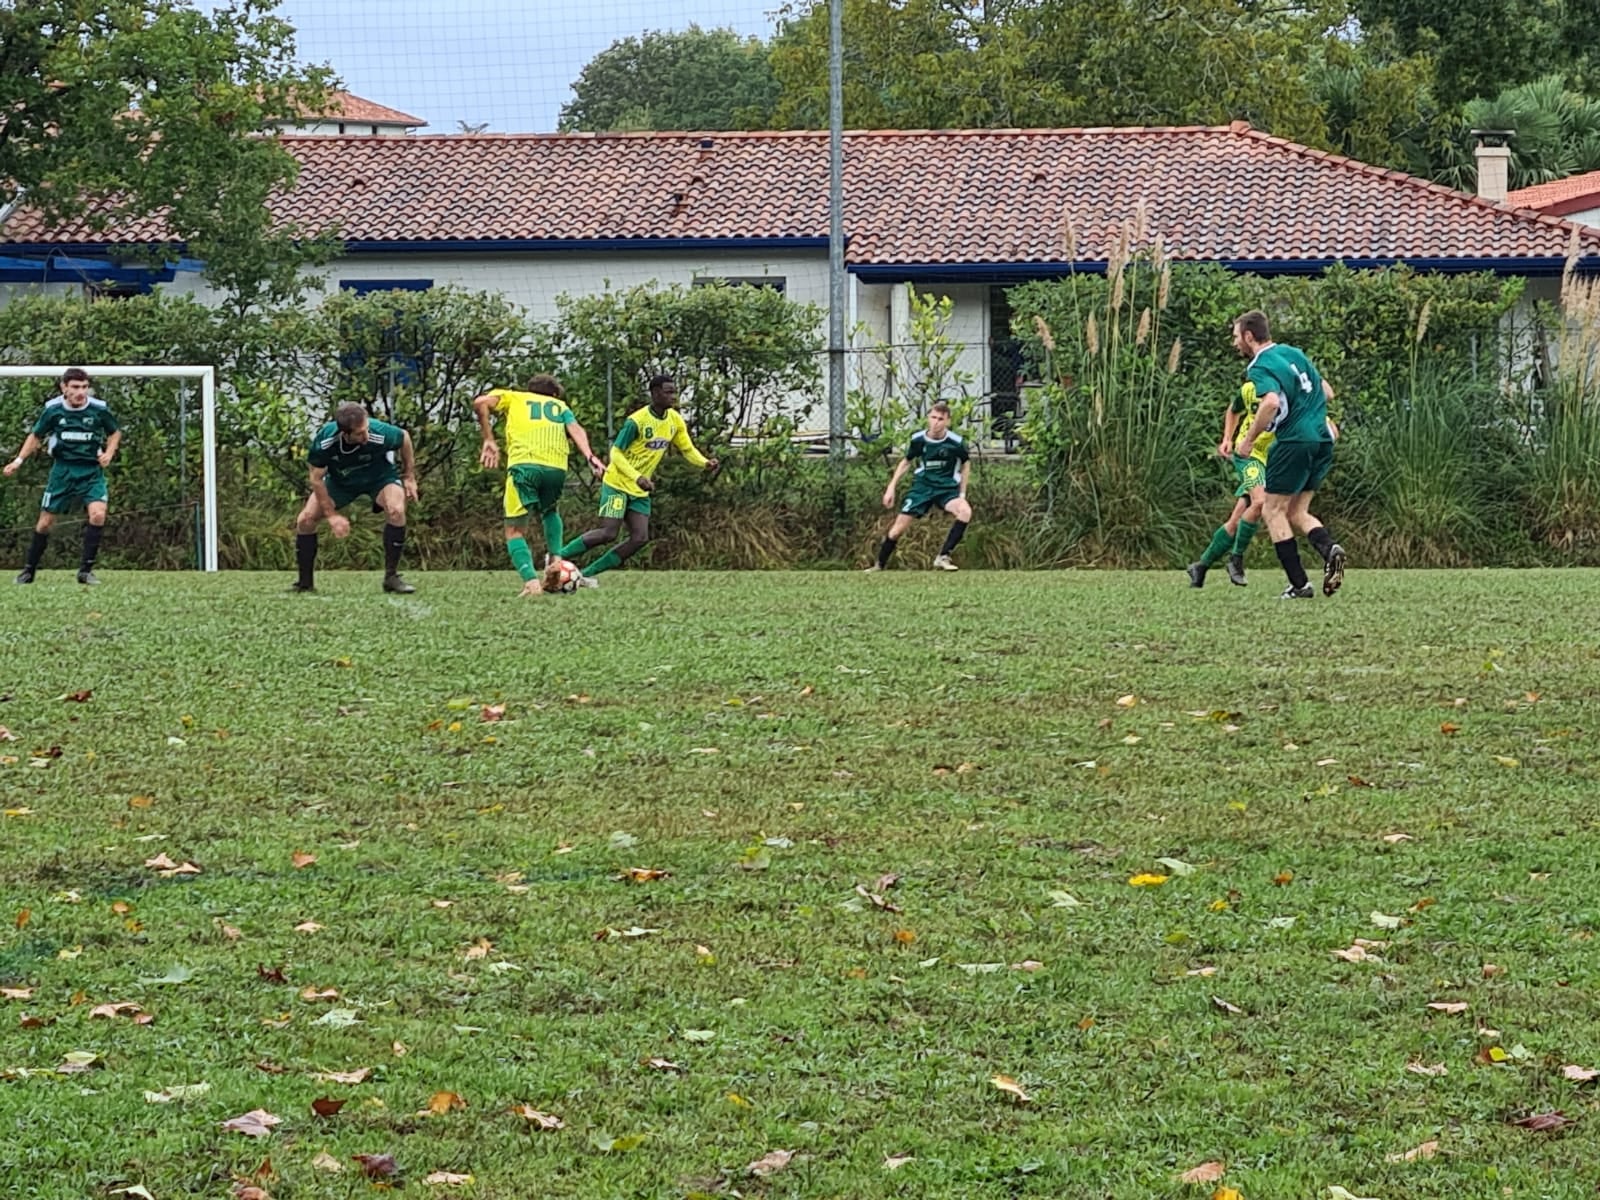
[489,388,576,470]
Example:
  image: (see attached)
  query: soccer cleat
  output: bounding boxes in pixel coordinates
[382,573,416,594]
[1322,542,1346,596]
[15,567,35,585]
[1279,583,1315,600]
[1226,555,1247,587]
[1185,561,1206,588]
[76,570,99,586]
[290,580,315,593]
[575,574,599,589]
[862,564,882,573]
[932,554,958,571]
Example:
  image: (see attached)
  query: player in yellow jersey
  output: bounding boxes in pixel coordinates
[556,375,718,585]
[473,374,605,596]
[1186,380,1271,588]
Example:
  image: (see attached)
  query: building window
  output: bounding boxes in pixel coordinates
[693,276,786,294]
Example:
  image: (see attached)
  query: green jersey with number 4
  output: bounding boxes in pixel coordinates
[1246,343,1331,445]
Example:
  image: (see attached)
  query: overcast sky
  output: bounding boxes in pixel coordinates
[263,0,782,133]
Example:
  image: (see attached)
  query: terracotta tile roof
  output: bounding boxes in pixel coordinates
[7,125,1597,267]
[1506,170,1600,216]
[307,90,426,128]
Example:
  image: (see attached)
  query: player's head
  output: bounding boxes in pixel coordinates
[648,374,677,411]
[528,374,565,400]
[1232,310,1271,357]
[926,401,951,436]
[59,367,91,407]
[334,402,370,443]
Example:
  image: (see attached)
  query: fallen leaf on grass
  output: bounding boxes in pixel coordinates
[143,853,200,876]
[313,1008,360,1028]
[615,867,671,882]
[427,1091,466,1114]
[642,1057,683,1073]
[1327,1189,1379,1200]
[991,1074,1031,1101]
[1116,694,1138,707]
[590,1132,647,1152]
[1369,911,1405,930]
[0,988,33,1001]
[144,1082,211,1103]
[61,690,92,703]
[1562,1064,1599,1081]
[510,1104,563,1129]
[1405,1061,1448,1077]
[1426,1002,1468,1015]
[1481,963,1505,978]
[221,1110,282,1138]
[216,921,243,941]
[1177,1161,1226,1183]
[480,704,505,723]
[353,1153,400,1179]
[109,1187,155,1200]
[1213,1188,1243,1200]
[19,1012,52,1029]
[90,1001,143,1020]
[424,1172,474,1186]
[312,1067,371,1085]
[464,938,493,960]
[311,1152,342,1173]
[1011,960,1045,972]
[1385,1139,1439,1162]
[1185,966,1217,977]
[681,1029,715,1042]
[1332,945,1382,964]
[293,921,323,934]
[747,1149,794,1177]
[1493,755,1520,768]
[1382,832,1414,844]
[231,1188,269,1200]
[854,884,902,913]
[1128,873,1168,887]
[299,987,339,1002]
[883,1154,914,1170]
[1440,722,1460,735]
[290,851,317,870]
[1272,870,1295,886]
[1211,995,1245,1016]
[1047,890,1082,908]
[1511,1111,1573,1132]
[311,1097,347,1117]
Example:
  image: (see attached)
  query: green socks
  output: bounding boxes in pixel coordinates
[557,535,588,560]
[1233,519,1259,556]
[541,512,564,562]
[1199,525,1234,567]
[584,549,624,578]
[506,536,536,582]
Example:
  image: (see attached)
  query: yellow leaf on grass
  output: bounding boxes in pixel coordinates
[427,1090,466,1114]
[1177,1160,1226,1183]
[1116,694,1138,707]
[1128,874,1168,887]
[990,1074,1031,1102]
[1213,1188,1244,1200]
[1493,755,1520,768]
[1385,1139,1439,1162]
[291,851,317,869]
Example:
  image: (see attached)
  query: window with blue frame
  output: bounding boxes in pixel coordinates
[337,280,435,395]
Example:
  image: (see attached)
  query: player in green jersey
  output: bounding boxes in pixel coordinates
[1233,310,1347,600]
[866,402,972,572]
[294,403,419,593]
[5,368,122,585]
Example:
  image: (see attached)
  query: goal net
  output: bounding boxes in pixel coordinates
[0,366,219,572]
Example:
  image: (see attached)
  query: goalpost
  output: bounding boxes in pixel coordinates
[0,365,219,572]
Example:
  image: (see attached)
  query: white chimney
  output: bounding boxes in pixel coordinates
[1473,132,1513,204]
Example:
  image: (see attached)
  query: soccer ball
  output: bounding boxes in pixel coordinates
[549,557,582,594]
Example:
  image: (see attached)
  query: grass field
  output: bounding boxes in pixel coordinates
[3,567,1599,1199]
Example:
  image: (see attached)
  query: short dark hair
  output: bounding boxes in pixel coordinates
[929,401,951,416]
[1234,310,1271,342]
[648,374,675,394]
[60,367,90,387]
[334,402,369,433]
[528,373,564,400]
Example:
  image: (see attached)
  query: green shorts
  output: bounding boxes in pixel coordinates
[1232,455,1267,497]
[1264,440,1334,495]
[40,463,107,514]
[325,470,401,512]
[598,483,651,519]
[900,481,962,518]
[504,464,565,521]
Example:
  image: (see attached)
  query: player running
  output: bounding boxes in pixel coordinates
[5,368,121,585]
[556,375,718,584]
[293,403,419,594]
[866,401,972,572]
[1232,310,1346,599]
[472,374,604,597]
[1186,380,1268,588]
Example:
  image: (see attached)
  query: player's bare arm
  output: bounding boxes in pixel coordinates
[309,465,349,538]
[400,431,419,501]
[565,420,605,477]
[4,433,41,477]
[882,456,911,508]
[98,429,122,469]
[958,459,970,500]
[1219,405,1241,459]
[472,393,501,470]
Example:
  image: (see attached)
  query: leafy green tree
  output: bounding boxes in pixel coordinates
[1435,75,1600,190]
[1308,29,1443,175]
[0,0,337,309]
[559,26,779,131]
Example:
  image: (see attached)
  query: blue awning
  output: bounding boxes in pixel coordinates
[0,253,204,286]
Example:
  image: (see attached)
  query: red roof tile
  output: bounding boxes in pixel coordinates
[1506,170,1600,216]
[305,90,426,128]
[7,125,1596,265]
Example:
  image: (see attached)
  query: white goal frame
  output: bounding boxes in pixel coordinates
[0,365,218,572]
